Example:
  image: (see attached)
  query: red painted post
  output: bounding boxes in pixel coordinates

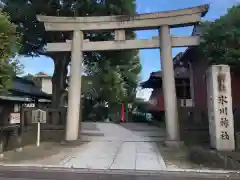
[121,104,125,122]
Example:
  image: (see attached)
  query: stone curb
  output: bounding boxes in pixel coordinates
[0,165,239,180]
[1,164,240,174]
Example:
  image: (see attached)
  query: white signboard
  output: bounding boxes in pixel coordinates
[32,109,47,124]
[23,103,35,108]
[206,65,235,151]
[9,113,20,124]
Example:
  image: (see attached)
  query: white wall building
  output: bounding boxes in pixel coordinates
[35,73,52,95]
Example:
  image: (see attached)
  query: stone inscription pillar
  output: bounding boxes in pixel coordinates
[159,25,180,146]
[206,65,235,151]
[65,30,83,141]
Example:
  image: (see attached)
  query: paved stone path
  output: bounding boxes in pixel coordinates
[80,123,166,142]
[2,123,167,171]
[64,123,166,170]
[61,141,166,170]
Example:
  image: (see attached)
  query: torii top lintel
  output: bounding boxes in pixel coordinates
[37,4,209,31]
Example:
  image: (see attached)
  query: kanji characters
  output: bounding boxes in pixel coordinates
[220,117,229,128]
[220,131,230,140]
[217,73,226,92]
[219,107,228,115]
[218,95,228,105]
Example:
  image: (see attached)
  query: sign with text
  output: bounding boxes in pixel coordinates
[206,65,235,151]
[9,113,20,124]
[32,109,47,124]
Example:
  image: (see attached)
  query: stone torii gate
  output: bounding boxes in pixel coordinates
[37,4,209,146]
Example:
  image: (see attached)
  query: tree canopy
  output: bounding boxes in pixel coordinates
[0,11,21,94]
[200,5,240,71]
[3,0,141,108]
[22,73,35,81]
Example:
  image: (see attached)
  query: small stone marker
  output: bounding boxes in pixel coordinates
[32,109,47,124]
[32,109,47,147]
[206,65,235,151]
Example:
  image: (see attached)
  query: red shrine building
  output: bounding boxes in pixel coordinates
[141,52,192,120]
[141,26,240,125]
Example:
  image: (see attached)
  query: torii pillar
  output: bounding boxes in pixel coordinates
[160,25,181,147]
[65,30,83,141]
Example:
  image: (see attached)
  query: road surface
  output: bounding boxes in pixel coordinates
[0,166,239,180]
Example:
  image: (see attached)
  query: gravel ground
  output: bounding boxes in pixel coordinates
[0,142,85,164]
[156,142,208,170]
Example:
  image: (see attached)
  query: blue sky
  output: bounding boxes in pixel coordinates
[136,0,240,82]
[20,0,240,99]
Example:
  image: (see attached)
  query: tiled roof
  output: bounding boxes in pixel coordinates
[149,68,189,79]
[141,66,189,89]
[9,76,51,99]
[35,72,48,76]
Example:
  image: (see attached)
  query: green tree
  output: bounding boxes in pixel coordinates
[81,75,98,99]
[22,73,35,81]
[3,0,141,108]
[0,11,21,94]
[9,56,24,75]
[200,5,240,71]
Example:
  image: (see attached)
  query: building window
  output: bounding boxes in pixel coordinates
[14,104,21,112]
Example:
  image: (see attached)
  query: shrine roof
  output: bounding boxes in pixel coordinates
[8,76,51,100]
[141,69,189,89]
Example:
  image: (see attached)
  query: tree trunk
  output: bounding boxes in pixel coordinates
[51,53,69,108]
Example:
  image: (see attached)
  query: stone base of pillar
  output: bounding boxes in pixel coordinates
[15,147,23,152]
[60,140,82,146]
[164,140,184,148]
[16,136,23,152]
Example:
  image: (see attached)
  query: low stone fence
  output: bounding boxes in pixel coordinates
[178,107,240,170]
[178,107,240,148]
[177,107,210,146]
[3,128,65,152]
[0,107,67,153]
[19,107,67,145]
[21,107,67,127]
